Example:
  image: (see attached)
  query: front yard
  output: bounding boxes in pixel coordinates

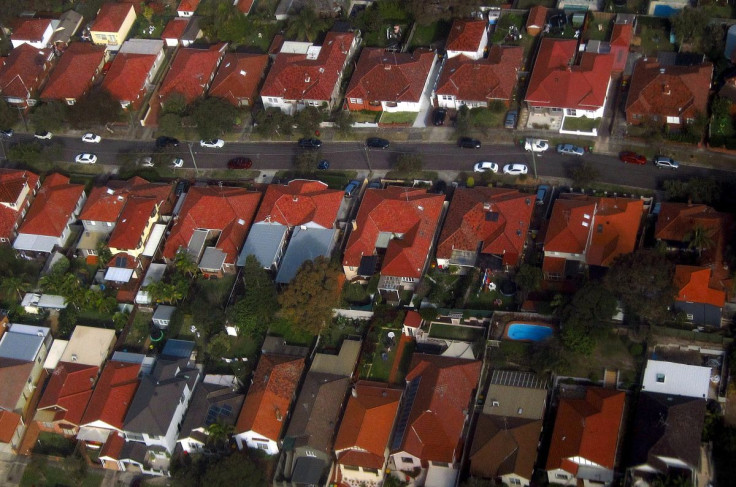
[562,116,601,133]
[380,111,418,125]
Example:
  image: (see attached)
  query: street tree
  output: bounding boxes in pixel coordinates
[0,100,17,129]
[455,105,471,136]
[157,113,183,137]
[569,162,600,187]
[193,97,239,140]
[227,256,278,338]
[334,110,355,137]
[31,102,67,132]
[254,107,293,137]
[672,7,709,47]
[68,90,122,129]
[278,256,340,335]
[294,150,320,172]
[8,141,44,166]
[394,153,423,173]
[293,106,322,137]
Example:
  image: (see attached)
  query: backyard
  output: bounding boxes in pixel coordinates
[122,310,153,353]
[428,322,486,341]
[585,16,613,42]
[319,315,370,352]
[409,20,451,49]
[635,17,674,56]
[21,456,103,487]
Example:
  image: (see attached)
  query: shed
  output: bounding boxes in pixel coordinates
[152,305,176,329]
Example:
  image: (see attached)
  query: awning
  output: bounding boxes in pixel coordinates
[77,427,112,444]
[104,267,134,283]
[142,224,167,257]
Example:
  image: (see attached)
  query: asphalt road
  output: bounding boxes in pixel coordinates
[5,135,736,190]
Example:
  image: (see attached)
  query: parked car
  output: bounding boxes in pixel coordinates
[1,129,14,138]
[298,138,322,149]
[200,139,224,148]
[504,110,518,129]
[654,155,679,169]
[140,157,154,167]
[317,159,330,170]
[175,179,190,197]
[556,143,585,156]
[82,133,101,143]
[473,161,499,173]
[172,158,184,168]
[34,131,52,140]
[367,180,382,189]
[344,179,362,197]
[75,153,97,164]
[619,151,647,165]
[458,137,481,149]
[503,163,528,175]
[155,136,179,148]
[366,137,390,149]
[524,138,549,152]
[433,108,447,126]
[228,157,253,169]
[536,184,550,205]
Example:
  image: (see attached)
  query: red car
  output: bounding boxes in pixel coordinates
[619,151,647,165]
[227,157,253,169]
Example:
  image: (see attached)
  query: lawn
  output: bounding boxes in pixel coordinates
[122,310,152,352]
[428,322,485,341]
[360,327,400,382]
[562,116,601,132]
[564,331,640,382]
[380,111,418,125]
[636,17,674,56]
[352,110,381,123]
[409,20,451,49]
[21,457,103,487]
[33,432,76,457]
[267,317,316,347]
[236,20,286,53]
[585,17,612,41]
[320,315,369,352]
[492,13,525,44]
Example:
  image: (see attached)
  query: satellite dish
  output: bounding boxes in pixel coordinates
[387,332,396,339]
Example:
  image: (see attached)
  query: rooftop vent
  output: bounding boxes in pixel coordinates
[71,354,78,361]
[239,70,246,76]
[237,218,245,225]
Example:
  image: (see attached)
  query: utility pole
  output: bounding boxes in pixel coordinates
[187,143,199,176]
[530,144,538,180]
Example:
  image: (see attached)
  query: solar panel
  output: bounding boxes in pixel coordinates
[390,376,422,451]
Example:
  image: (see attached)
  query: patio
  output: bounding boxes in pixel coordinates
[526,110,563,131]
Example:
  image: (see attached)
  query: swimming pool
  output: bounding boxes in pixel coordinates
[505,323,554,342]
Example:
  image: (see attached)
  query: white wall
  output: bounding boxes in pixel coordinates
[11,23,55,49]
[446,29,487,61]
[234,430,279,455]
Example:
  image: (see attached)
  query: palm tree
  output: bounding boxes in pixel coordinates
[174,250,199,278]
[0,275,31,301]
[206,422,234,451]
[685,224,714,259]
[285,7,327,42]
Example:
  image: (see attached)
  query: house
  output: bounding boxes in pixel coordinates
[49,10,84,51]
[163,185,261,277]
[641,359,712,399]
[0,44,55,108]
[152,305,176,329]
[238,180,343,281]
[333,381,402,487]
[77,360,142,446]
[542,194,645,280]
[625,58,713,129]
[436,187,534,270]
[545,387,626,486]
[89,2,137,50]
[470,371,548,486]
[435,45,522,110]
[673,266,726,327]
[609,15,634,72]
[176,375,244,453]
[389,354,481,487]
[158,43,226,106]
[11,18,57,49]
[101,39,166,110]
[524,38,614,131]
[13,173,86,254]
[274,340,361,487]
[177,0,201,17]
[160,16,202,48]
[627,392,706,487]
[234,338,308,454]
[261,31,359,114]
[526,6,548,36]
[209,53,269,107]
[21,293,67,314]
[59,326,117,368]
[346,48,437,113]
[343,186,445,299]
[402,310,423,337]
[445,19,488,60]
[40,42,107,105]
[0,169,40,244]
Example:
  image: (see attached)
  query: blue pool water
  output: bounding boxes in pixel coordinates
[507,323,553,341]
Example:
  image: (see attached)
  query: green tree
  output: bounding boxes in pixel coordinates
[31,102,67,132]
[0,100,17,129]
[67,90,122,129]
[394,153,423,173]
[158,113,183,137]
[162,92,188,116]
[663,178,720,206]
[254,107,293,136]
[515,264,542,300]
[563,282,618,323]
[334,110,355,137]
[0,275,31,302]
[8,141,44,165]
[174,250,200,278]
[278,256,340,335]
[294,150,320,172]
[672,7,708,47]
[285,6,329,42]
[685,224,715,258]
[193,97,240,140]
[569,162,600,187]
[201,452,267,486]
[455,105,471,136]
[293,106,322,137]
[96,241,112,266]
[206,422,234,451]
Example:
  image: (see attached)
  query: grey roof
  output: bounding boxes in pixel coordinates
[483,370,548,420]
[178,382,244,438]
[50,10,83,46]
[123,358,200,436]
[152,305,176,323]
[161,339,195,359]
[182,15,202,41]
[187,229,208,260]
[275,227,337,284]
[110,351,146,364]
[0,331,46,361]
[237,222,288,267]
[310,339,361,376]
[261,336,309,357]
[199,247,227,272]
[119,38,164,55]
[292,456,326,485]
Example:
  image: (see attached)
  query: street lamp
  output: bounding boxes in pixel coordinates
[187,143,200,176]
[530,145,538,180]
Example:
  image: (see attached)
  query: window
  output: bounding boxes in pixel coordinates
[106,222,113,227]
[364,467,379,474]
[126,432,144,442]
[256,442,268,450]
[401,457,414,464]
[442,95,454,101]
[567,109,577,116]
[343,465,359,471]
[686,313,694,321]
[666,116,680,124]
[555,473,568,480]
[510,479,522,485]
[355,98,363,104]
[656,373,665,383]
[0,238,6,243]
[433,461,449,467]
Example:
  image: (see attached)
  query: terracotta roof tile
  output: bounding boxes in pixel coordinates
[90,3,135,33]
[81,177,170,222]
[101,52,158,107]
[261,32,355,103]
[81,360,140,430]
[437,187,533,267]
[403,310,422,329]
[11,18,53,43]
[107,197,159,250]
[346,48,435,104]
[446,20,487,53]
[41,42,106,101]
[237,0,255,14]
[160,17,189,41]
[159,43,226,104]
[609,23,632,71]
[0,359,36,411]
[0,169,39,241]
[209,53,269,106]
[99,431,125,459]
[436,46,522,104]
[0,44,53,100]
[675,266,725,308]
[255,180,342,228]
[177,0,201,12]
[526,6,548,30]
[37,361,99,426]
[0,410,21,443]
[343,187,445,279]
[17,173,84,238]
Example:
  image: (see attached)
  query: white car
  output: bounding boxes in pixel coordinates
[34,131,52,140]
[82,133,101,143]
[140,157,154,167]
[200,139,224,148]
[75,153,97,164]
[172,158,184,168]
[473,161,499,173]
[524,138,549,153]
[503,163,528,175]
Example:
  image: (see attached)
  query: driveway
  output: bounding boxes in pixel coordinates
[413,57,444,128]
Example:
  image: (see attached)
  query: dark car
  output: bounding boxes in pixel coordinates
[619,151,647,165]
[344,179,362,197]
[227,157,253,169]
[367,180,382,190]
[366,137,390,149]
[0,128,14,138]
[504,110,518,129]
[433,108,447,126]
[317,160,330,170]
[175,180,190,197]
[156,136,180,148]
[298,138,322,149]
[536,184,550,205]
[458,137,481,149]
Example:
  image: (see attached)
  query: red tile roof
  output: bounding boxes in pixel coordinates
[237,0,255,14]
[37,361,99,426]
[0,169,39,241]
[445,20,487,53]
[675,266,725,308]
[343,187,445,279]
[255,180,342,228]
[435,46,522,103]
[99,431,125,459]
[525,38,614,111]
[261,32,355,103]
[334,381,401,469]
[398,355,481,462]
[403,310,422,329]
[546,388,625,474]
[90,3,135,33]
[625,59,712,124]
[0,410,21,444]
[609,23,633,72]
[107,197,159,251]
[80,360,140,430]
[209,53,269,106]
[543,195,595,256]
[0,359,35,412]
[163,185,261,265]
[160,17,189,41]
[0,44,53,100]
[235,354,305,441]
[40,42,106,102]
[159,43,226,104]
[177,0,201,13]
[437,187,534,267]
[526,6,548,31]
[101,52,158,107]
[80,177,171,223]
[17,173,84,238]
[346,48,436,105]
[11,18,53,43]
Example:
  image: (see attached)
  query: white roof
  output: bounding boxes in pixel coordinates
[642,360,711,399]
[44,339,68,370]
[60,325,116,367]
[13,233,58,253]
[142,223,167,257]
[135,263,167,304]
[104,267,134,283]
[21,293,67,309]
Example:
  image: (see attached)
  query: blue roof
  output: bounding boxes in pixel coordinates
[0,328,47,362]
[161,339,195,359]
[275,227,337,284]
[237,222,288,268]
